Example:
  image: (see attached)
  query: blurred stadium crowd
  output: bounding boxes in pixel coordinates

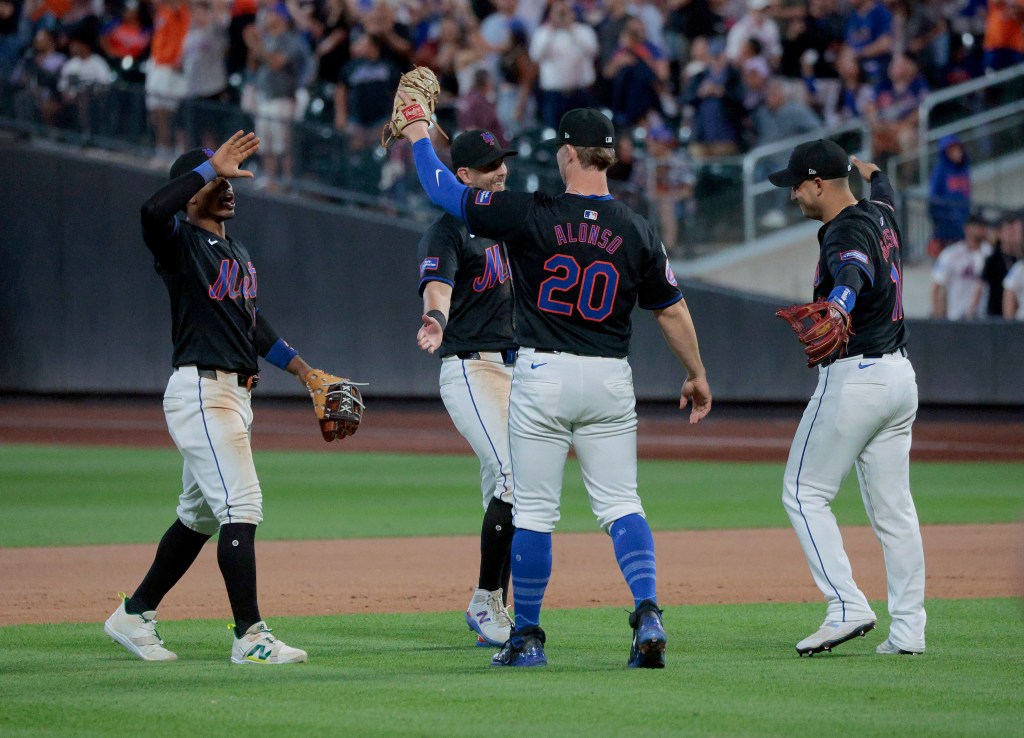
[0,0,1022,254]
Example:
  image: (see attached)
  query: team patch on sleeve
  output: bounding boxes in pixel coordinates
[839,250,869,266]
[475,190,493,205]
[666,263,678,287]
[419,257,439,277]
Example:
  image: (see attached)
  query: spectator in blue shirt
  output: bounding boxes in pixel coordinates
[866,50,927,158]
[928,134,971,253]
[844,0,893,84]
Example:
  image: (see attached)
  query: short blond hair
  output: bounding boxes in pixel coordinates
[576,146,617,171]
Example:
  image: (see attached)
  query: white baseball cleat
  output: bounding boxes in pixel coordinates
[796,619,876,656]
[465,588,513,647]
[231,621,308,665]
[104,595,177,662]
[876,637,924,655]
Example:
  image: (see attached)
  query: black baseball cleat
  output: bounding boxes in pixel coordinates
[795,619,876,656]
[628,599,666,669]
[491,626,548,667]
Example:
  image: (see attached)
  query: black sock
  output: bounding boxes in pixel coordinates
[499,550,512,606]
[128,519,211,614]
[217,523,261,637]
[478,498,515,593]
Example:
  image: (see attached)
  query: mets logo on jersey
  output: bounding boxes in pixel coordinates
[475,190,493,205]
[584,210,598,221]
[419,257,439,277]
[840,250,869,266]
[665,262,678,287]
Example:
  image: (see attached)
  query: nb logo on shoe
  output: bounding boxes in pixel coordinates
[246,644,272,662]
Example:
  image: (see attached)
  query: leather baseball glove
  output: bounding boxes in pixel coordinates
[304,369,365,442]
[381,66,447,148]
[776,299,853,368]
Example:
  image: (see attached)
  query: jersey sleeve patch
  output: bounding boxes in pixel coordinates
[475,190,493,205]
[666,262,678,287]
[840,250,869,266]
[419,257,439,277]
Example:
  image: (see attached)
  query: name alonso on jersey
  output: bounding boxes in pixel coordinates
[553,222,622,254]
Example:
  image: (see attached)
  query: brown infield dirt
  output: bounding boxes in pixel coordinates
[0,398,1021,626]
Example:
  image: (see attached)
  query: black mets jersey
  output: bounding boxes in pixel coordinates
[144,218,262,373]
[813,171,907,357]
[416,212,516,358]
[463,190,682,357]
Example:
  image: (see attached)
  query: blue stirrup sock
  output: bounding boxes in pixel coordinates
[510,529,552,630]
[611,513,658,607]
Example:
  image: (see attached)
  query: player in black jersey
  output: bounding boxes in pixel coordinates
[403,107,712,669]
[104,131,340,665]
[415,129,518,647]
[768,140,926,656]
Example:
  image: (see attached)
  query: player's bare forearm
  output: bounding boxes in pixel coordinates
[419,281,453,353]
[654,300,706,378]
[654,300,712,423]
[287,355,314,383]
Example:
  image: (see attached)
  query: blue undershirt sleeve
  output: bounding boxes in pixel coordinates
[412,138,469,219]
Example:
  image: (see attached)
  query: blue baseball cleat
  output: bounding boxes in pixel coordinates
[628,599,666,669]
[491,626,547,667]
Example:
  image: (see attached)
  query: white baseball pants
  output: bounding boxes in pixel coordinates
[163,366,263,535]
[509,348,645,533]
[782,351,926,651]
[439,354,514,509]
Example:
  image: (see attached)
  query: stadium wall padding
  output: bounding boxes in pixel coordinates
[2,146,1021,405]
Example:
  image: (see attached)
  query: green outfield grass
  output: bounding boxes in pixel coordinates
[0,599,1021,737]
[1,446,1021,547]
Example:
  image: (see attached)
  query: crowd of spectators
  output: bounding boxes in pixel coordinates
[931,209,1023,320]
[1,0,1022,252]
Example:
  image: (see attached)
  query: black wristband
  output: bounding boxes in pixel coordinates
[426,309,447,332]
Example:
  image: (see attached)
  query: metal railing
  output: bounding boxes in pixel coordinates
[740,120,870,245]
[916,61,1024,188]
[887,104,1024,263]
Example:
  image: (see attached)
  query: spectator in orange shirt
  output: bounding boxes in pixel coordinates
[146,0,190,160]
[100,1,152,81]
[984,0,1024,71]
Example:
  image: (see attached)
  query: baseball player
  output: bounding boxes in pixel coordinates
[415,129,519,647]
[399,101,712,669]
[768,140,926,656]
[104,131,343,665]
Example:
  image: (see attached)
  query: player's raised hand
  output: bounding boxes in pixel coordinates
[417,314,444,353]
[680,376,712,424]
[210,130,261,179]
[849,155,880,183]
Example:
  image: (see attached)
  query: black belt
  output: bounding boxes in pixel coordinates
[863,347,908,359]
[456,349,518,366]
[195,367,260,389]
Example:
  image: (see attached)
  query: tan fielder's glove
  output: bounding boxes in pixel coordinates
[775,299,854,368]
[304,369,365,442]
[381,66,447,148]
